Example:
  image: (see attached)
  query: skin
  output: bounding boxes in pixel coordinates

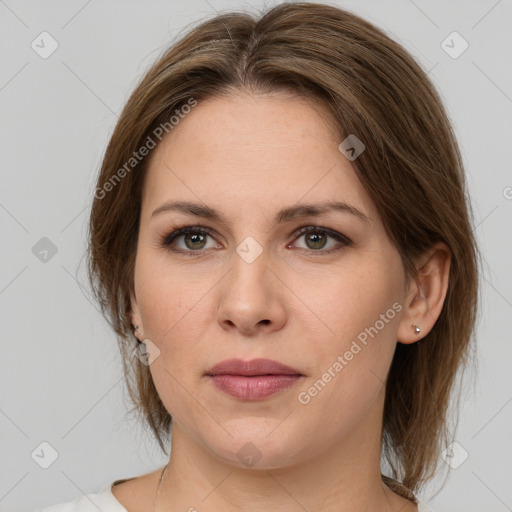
[115,91,451,512]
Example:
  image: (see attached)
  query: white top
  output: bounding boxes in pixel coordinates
[36,480,130,512]
[36,478,437,511]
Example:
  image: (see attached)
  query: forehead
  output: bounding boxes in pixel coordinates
[141,92,374,223]
[155,91,340,154]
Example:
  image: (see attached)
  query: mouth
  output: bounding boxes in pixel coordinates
[205,357,303,377]
[205,358,304,401]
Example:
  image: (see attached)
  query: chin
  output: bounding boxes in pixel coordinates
[203,425,311,471]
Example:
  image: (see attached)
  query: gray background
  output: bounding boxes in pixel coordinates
[1,0,511,511]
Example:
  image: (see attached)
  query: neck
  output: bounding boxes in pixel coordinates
[154,394,417,511]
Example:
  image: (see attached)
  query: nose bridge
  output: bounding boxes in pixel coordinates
[228,236,270,300]
[217,236,286,334]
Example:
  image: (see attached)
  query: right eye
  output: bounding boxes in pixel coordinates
[160,226,220,255]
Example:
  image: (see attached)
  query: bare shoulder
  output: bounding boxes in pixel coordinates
[111,467,164,512]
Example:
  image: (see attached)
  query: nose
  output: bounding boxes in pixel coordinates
[217,248,287,337]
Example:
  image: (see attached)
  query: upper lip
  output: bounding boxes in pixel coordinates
[206,358,302,376]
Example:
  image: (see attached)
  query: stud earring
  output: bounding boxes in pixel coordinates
[413,324,421,334]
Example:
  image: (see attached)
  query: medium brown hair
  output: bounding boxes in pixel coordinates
[87,1,479,499]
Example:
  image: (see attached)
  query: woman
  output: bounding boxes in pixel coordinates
[39,2,479,511]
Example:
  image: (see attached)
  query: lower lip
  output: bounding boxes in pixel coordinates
[208,374,302,400]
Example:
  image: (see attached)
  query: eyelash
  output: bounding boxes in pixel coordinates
[159,224,352,257]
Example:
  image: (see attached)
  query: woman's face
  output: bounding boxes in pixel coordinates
[131,91,411,469]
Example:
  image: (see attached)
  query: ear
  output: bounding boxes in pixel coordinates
[130,290,144,340]
[397,241,451,344]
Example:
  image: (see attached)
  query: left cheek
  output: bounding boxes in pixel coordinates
[322,285,399,360]
[313,326,396,414]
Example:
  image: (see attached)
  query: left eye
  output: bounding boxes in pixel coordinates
[290,226,352,254]
[160,225,352,255]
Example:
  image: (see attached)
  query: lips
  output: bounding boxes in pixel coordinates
[205,358,302,377]
[205,358,304,400]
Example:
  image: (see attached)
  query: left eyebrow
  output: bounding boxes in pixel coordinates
[150,200,370,225]
[275,201,370,224]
